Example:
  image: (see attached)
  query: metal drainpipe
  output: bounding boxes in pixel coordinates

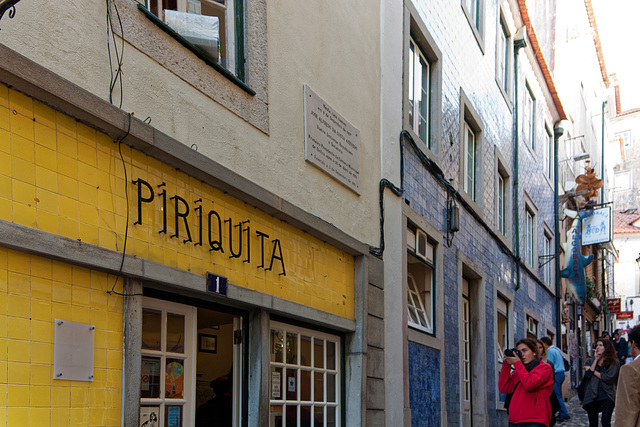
[601,100,607,328]
[554,123,564,348]
[514,36,526,291]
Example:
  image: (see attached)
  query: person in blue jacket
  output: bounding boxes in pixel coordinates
[540,336,570,423]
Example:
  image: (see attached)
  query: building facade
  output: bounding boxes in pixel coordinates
[0,0,387,425]
[381,0,567,425]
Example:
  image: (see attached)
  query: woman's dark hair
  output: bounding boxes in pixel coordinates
[516,338,538,358]
[597,338,618,367]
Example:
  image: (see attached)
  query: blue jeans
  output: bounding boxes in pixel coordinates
[554,371,569,418]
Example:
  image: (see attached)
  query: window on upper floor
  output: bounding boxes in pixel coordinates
[407,224,436,335]
[459,89,483,208]
[543,231,554,287]
[544,125,553,181]
[523,83,536,150]
[462,0,484,47]
[526,314,538,341]
[405,7,442,157]
[144,0,241,77]
[525,207,535,267]
[497,170,506,236]
[615,170,632,192]
[464,121,477,201]
[496,16,511,97]
[495,149,512,242]
[409,38,430,147]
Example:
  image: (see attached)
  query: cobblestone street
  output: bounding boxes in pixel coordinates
[560,395,616,427]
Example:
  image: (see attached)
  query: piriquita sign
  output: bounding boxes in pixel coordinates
[133,178,286,276]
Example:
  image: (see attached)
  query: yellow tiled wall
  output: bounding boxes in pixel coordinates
[0,248,123,427]
[0,85,354,319]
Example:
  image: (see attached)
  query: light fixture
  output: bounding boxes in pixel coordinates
[559,153,590,163]
[636,253,640,268]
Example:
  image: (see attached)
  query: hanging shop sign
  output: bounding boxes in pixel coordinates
[606,298,621,315]
[133,178,286,276]
[617,311,634,320]
[560,209,594,305]
[582,206,611,246]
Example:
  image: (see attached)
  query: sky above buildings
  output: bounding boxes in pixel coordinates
[592,0,640,111]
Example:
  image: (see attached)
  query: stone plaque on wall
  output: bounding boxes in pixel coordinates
[304,85,361,194]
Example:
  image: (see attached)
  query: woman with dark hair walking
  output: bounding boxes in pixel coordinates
[499,338,555,427]
[582,338,620,427]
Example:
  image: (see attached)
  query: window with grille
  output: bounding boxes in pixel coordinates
[269,322,340,427]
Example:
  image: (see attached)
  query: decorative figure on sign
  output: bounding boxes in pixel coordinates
[560,209,594,304]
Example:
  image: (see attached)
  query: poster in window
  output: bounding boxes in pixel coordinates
[165,359,184,399]
[141,357,161,398]
[165,405,182,427]
[271,371,281,399]
[139,406,159,427]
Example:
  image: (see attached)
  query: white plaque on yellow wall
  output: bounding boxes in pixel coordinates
[304,85,361,194]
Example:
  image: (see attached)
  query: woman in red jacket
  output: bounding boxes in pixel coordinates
[499,338,555,427]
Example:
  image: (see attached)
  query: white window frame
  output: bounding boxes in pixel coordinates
[543,232,553,286]
[615,170,632,191]
[523,84,536,150]
[526,315,538,339]
[409,37,431,149]
[141,297,196,427]
[496,17,510,95]
[269,321,341,427]
[407,226,436,335]
[498,173,505,235]
[145,0,237,74]
[464,121,477,201]
[525,208,535,267]
[461,279,471,422]
[545,126,553,180]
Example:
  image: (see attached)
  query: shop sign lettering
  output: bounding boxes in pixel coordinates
[133,178,286,276]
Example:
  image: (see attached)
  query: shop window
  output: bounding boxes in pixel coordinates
[141,298,243,426]
[269,322,340,427]
[406,224,436,335]
[144,0,241,76]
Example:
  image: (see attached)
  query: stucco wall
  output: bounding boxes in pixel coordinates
[0,0,382,247]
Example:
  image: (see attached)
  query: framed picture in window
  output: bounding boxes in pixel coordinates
[198,334,217,353]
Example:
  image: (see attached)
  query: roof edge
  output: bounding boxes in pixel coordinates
[517,0,567,121]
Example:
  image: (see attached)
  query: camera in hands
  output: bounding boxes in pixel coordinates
[504,348,522,358]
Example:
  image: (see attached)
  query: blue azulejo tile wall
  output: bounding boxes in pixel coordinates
[409,341,441,427]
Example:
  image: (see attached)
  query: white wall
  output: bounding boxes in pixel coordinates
[0,0,383,245]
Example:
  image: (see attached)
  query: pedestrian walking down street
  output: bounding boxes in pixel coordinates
[582,339,620,427]
[541,336,571,423]
[612,329,628,366]
[499,338,555,427]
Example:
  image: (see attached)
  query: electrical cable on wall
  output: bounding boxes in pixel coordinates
[106,0,125,108]
[107,113,142,297]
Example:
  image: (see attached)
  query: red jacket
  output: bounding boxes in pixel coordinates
[499,359,554,426]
